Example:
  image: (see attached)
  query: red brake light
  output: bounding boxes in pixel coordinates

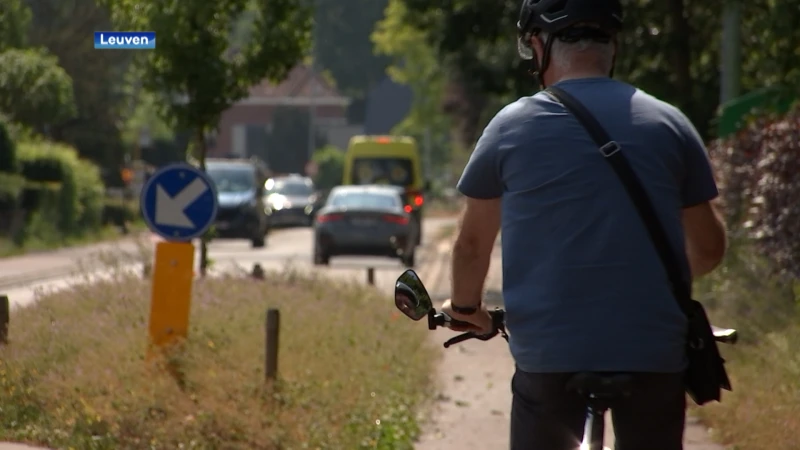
[382,214,409,225]
[403,205,412,213]
[413,195,423,206]
[317,213,343,223]
[375,136,391,144]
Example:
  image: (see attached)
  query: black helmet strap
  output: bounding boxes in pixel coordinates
[527,32,557,89]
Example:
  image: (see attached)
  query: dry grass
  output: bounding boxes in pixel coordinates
[0,262,437,449]
[692,239,800,450]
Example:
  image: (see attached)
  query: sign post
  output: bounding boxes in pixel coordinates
[140,163,218,358]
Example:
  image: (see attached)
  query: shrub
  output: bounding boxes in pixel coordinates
[312,145,345,190]
[0,172,25,212]
[16,139,105,239]
[708,106,800,276]
[0,117,16,173]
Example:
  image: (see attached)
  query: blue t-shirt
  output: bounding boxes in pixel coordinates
[457,77,719,373]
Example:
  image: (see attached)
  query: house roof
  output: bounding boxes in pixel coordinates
[239,65,350,107]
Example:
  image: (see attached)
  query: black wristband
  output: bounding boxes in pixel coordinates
[451,303,480,315]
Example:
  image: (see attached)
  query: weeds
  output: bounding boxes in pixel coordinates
[693,239,800,450]
[0,263,436,449]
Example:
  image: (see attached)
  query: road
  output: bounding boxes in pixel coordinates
[0,217,455,309]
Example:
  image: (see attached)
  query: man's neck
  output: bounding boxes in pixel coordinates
[545,69,609,86]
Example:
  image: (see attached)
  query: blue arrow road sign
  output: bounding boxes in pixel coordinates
[140,163,218,241]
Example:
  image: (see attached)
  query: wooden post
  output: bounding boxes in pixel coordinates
[367,267,375,285]
[252,263,265,280]
[0,295,9,344]
[265,309,280,380]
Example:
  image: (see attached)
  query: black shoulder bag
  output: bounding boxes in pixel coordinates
[545,85,732,405]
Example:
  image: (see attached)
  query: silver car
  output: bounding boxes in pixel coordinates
[313,185,418,267]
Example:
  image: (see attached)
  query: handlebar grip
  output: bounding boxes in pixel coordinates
[441,312,473,329]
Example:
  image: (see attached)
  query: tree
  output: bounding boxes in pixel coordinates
[311,145,345,190]
[25,0,132,171]
[395,0,800,144]
[0,48,76,129]
[372,0,452,178]
[104,0,312,275]
[314,0,391,121]
[0,0,31,51]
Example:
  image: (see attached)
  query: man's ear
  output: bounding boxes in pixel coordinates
[530,35,544,64]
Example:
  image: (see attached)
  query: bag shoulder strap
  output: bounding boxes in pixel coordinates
[545,85,693,311]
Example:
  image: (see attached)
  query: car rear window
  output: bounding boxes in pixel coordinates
[351,158,414,186]
[328,192,400,209]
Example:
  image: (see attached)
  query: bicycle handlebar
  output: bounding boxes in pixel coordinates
[429,308,739,348]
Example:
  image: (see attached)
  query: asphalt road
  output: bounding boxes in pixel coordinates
[0,217,456,309]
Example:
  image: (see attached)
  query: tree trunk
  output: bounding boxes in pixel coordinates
[667,0,693,116]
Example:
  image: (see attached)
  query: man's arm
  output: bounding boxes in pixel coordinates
[682,199,726,278]
[450,111,508,308]
[678,113,727,278]
[451,198,501,308]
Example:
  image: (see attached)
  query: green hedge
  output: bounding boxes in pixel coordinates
[0,119,16,173]
[16,139,105,239]
[0,172,26,211]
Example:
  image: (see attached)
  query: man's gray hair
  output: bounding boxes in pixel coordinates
[540,31,615,73]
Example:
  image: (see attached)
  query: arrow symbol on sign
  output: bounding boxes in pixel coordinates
[155,177,208,228]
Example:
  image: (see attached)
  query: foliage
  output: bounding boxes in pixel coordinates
[0,48,76,129]
[373,0,453,178]
[15,139,104,242]
[104,0,312,155]
[0,0,31,51]
[117,68,175,151]
[314,0,391,118]
[0,172,26,212]
[708,106,800,277]
[25,0,131,170]
[0,117,16,173]
[0,268,435,449]
[312,145,345,190]
[394,0,800,144]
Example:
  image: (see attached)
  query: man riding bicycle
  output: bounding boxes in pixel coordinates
[441,0,728,449]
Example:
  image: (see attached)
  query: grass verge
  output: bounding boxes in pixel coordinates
[0,265,437,449]
[0,222,146,258]
[692,238,799,450]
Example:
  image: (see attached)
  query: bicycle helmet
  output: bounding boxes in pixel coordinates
[517,0,623,86]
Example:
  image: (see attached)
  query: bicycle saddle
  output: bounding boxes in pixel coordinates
[566,372,634,399]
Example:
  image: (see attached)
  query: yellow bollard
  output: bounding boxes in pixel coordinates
[147,241,195,359]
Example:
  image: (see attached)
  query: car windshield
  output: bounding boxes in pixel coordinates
[351,157,414,187]
[328,191,400,209]
[271,180,313,196]
[207,167,254,193]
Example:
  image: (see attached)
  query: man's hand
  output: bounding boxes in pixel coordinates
[441,299,494,335]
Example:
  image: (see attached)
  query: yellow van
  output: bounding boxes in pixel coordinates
[342,135,428,245]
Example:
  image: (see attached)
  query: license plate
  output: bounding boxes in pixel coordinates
[351,218,375,226]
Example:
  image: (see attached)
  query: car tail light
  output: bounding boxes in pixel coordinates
[413,195,423,206]
[403,205,412,213]
[317,213,343,223]
[382,214,409,225]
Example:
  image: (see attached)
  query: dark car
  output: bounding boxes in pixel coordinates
[206,159,270,247]
[265,175,317,227]
[312,185,417,267]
